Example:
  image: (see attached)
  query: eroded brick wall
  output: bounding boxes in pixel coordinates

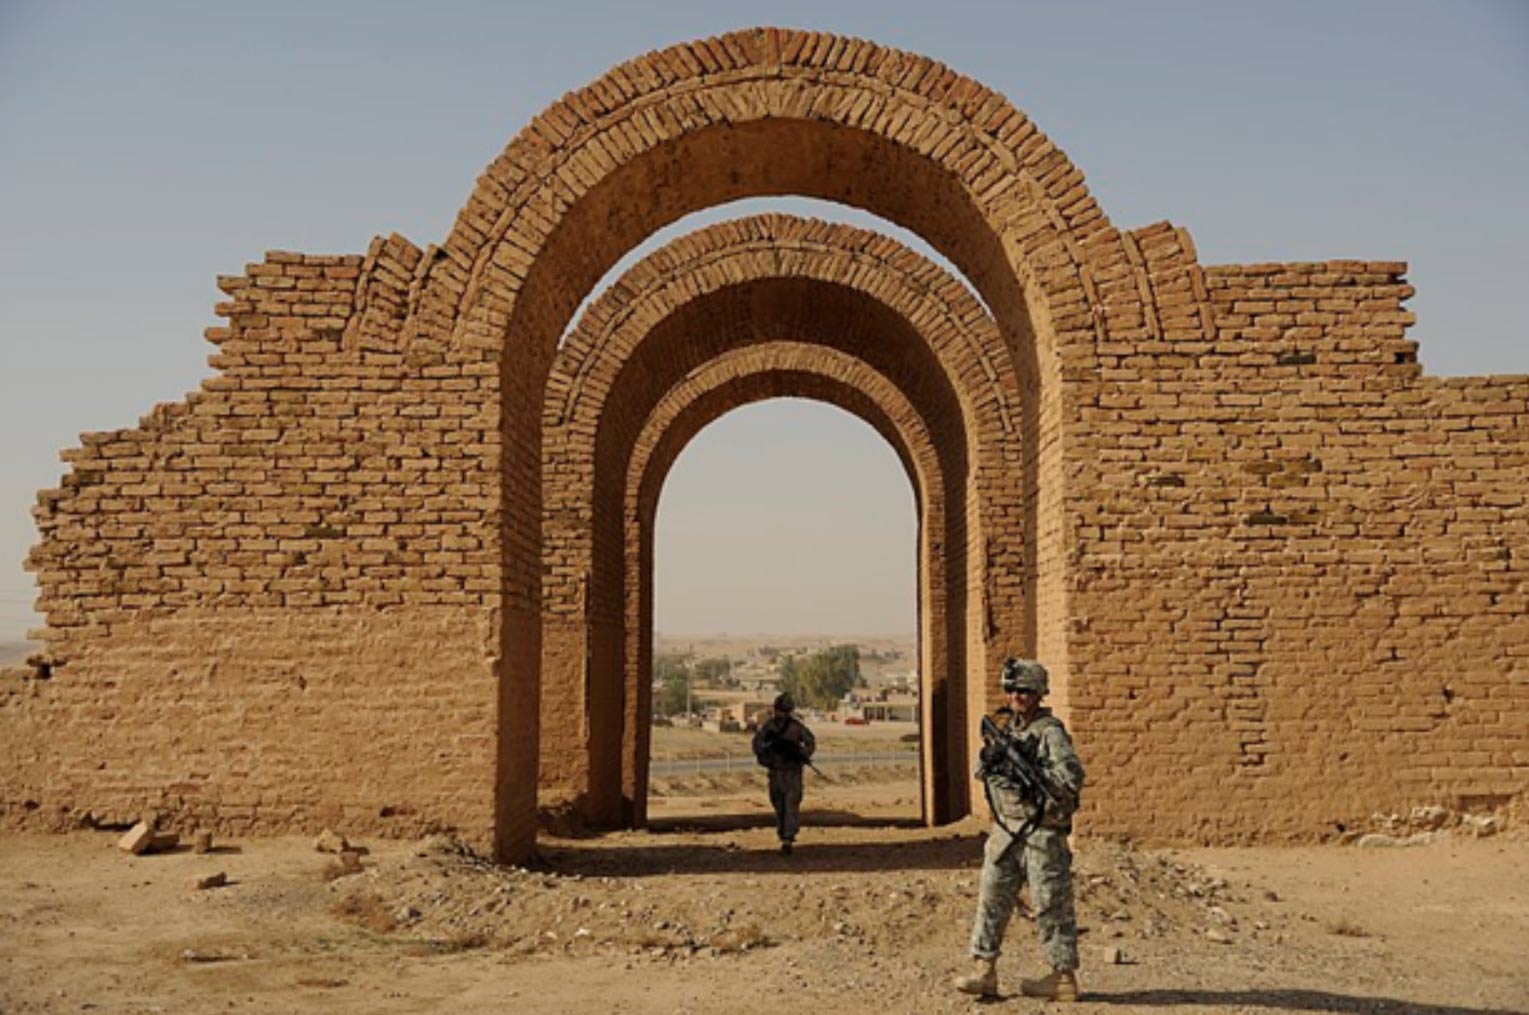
[4,241,522,854]
[1069,251,1528,841]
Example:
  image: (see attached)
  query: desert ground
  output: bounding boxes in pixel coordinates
[2,764,1525,1015]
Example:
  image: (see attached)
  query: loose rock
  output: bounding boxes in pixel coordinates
[116,822,155,855]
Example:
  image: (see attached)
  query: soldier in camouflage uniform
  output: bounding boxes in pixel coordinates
[955,658,1086,1001]
[751,692,816,854]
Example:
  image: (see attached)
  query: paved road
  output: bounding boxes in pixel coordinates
[651,751,916,776]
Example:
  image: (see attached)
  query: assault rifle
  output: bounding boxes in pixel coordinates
[759,729,826,779]
[977,711,1063,838]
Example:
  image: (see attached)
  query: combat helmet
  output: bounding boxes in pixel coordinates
[1000,657,1049,695]
[773,692,795,712]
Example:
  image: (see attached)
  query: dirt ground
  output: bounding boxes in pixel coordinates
[2,775,1526,1015]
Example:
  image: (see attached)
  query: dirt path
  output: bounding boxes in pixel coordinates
[2,804,1525,1015]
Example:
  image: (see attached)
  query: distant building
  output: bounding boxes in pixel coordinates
[841,688,919,723]
[860,698,918,723]
[719,699,776,730]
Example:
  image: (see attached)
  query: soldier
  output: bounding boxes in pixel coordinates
[954,658,1086,1001]
[751,692,816,854]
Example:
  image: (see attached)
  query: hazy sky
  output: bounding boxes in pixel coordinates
[2,1,1526,640]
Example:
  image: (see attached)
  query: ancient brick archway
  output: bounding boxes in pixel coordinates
[540,215,1026,830]
[433,29,1114,858]
[13,29,1525,864]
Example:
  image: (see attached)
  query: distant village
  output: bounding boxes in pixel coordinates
[650,635,920,733]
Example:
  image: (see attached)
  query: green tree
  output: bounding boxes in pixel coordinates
[777,645,861,710]
[654,654,693,717]
[693,656,733,686]
[776,654,802,703]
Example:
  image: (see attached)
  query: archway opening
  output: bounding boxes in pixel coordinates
[646,399,921,831]
[537,214,1035,837]
[477,117,1075,856]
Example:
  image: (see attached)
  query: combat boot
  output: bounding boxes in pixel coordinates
[953,956,998,997]
[1018,967,1079,1002]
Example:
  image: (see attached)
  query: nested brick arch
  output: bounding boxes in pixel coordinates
[413,28,1126,857]
[621,344,946,826]
[540,214,1031,830]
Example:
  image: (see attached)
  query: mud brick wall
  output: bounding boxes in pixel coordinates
[3,241,522,854]
[1069,246,1529,841]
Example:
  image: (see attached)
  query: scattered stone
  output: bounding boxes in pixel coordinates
[1462,814,1501,838]
[1205,929,1232,944]
[394,905,421,923]
[1410,805,1449,831]
[192,872,227,890]
[116,822,155,855]
[1356,832,1430,848]
[315,829,349,854]
[337,849,364,872]
[1102,946,1125,965]
[179,949,242,963]
[193,830,214,854]
[150,832,180,853]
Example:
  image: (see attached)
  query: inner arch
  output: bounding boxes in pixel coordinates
[539,214,1036,833]
[565,196,996,341]
[627,355,948,826]
[646,398,920,828]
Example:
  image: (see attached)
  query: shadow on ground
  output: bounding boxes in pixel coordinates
[537,818,981,877]
[1086,988,1526,1015]
[647,808,924,833]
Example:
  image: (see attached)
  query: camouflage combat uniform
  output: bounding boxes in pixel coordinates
[752,714,816,844]
[969,707,1085,970]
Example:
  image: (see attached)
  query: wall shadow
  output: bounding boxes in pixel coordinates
[646,808,924,833]
[535,825,982,877]
[1086,989,1525,1015]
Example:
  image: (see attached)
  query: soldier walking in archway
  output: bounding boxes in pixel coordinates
[752,692,817,854]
